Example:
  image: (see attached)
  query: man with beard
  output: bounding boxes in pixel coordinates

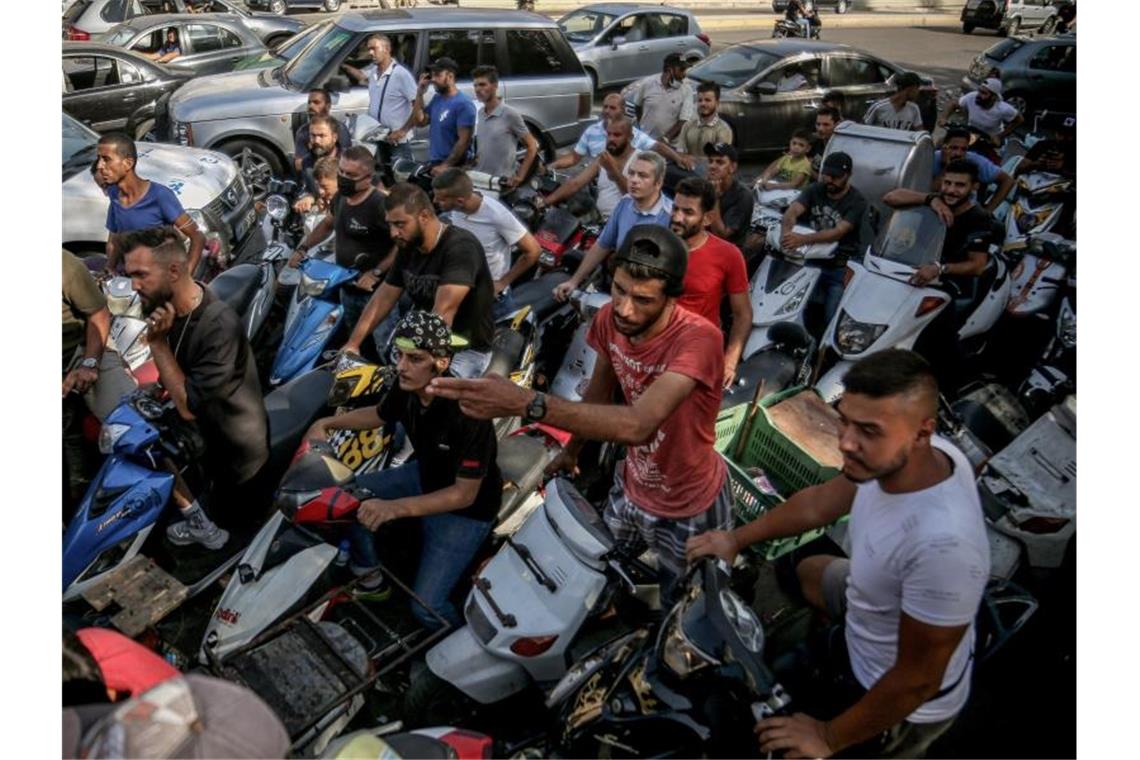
[97,133,205,276]
[290,147,395,353]
[622,53,695,144]
[305,311,500,629]
[687,349,988,759]
[808,106,841,178]
[406,57,477,176]
[883,159,1000,391]
[121,227,269,548]
[938,78,1023,144]
[427,225,732,600]
[292,115,345,214]
[292,88,351,177]
[551,149,673,302]
[780,151,868,328]
[343,183,495,378]
[676,82,734,160]
[539,116,637,220]
[932,127,1015,212]
[670,177,751,388]
[548,92,693,171]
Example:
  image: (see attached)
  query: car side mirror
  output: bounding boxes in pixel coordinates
[611,36,626,49]
[326,74,351,93]
[749,81,778,96]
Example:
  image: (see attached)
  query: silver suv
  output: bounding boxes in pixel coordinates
[168,8,594,196]
[558,3,709,89]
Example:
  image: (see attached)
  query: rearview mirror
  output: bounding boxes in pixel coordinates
[326,75,351,93]
[750,81,778,96]
[611,36,626,49]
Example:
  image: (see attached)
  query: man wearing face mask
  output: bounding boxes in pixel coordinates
[289,146,395,345]
[406,57,477,177]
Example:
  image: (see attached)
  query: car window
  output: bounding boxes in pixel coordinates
[1029,43,1075,72]
[503,29,579,77]
[763,58,821,91]
[129,27,166,54]
[427,29,495,80]
[559,9,615,43]
[186,23,240,53]
[646,13,688,39]
[64,0,93,23]
[687,46,779,89]
[118,59,144,82]
[828,56,887,87]
[282,23,354,88]
[273,21,322,57]
[602,14,641,43]
[101,0,129,22]
[984,38,1025,62]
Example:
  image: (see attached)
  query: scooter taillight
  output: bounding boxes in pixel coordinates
[915,296,946,317]
[435,729,494,759]
[510,635,558,657]
[293,486,363,525]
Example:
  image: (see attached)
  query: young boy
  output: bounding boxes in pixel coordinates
[757,129,814,191]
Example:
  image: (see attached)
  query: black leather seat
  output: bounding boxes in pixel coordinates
[512,271,571,322]
[483,329,527,378]
[207,263,263,318]
[263,368,333,469]
[721,350,798,410]
[497,434,549,489]
[383,733,456,759]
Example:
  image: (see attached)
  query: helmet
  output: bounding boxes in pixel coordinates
[612,224,688,297]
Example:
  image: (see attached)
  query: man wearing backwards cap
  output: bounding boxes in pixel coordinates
[780,151,868,328]
[307,311,502,630]
[938,77,1024,143]
[407,56,478,176]
[428,225,732,600]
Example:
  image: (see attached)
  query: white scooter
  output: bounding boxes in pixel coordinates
[815,207,1011,402]
[549,289,611,403]
[1005,232,1075,319]
[749,187,800,238]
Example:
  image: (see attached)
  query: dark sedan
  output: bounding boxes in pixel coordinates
[961,35,1075,119]
[101,13,269,76]
[138,0,306,47]
[63,41,193,138]
[685,39,937,156]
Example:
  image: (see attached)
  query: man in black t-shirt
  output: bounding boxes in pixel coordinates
[704,142,754,250]
[307,311,500,629]
[343,183,496,378]
[290,146,396,349]
[122,227,269,548]
[781,151,869,327]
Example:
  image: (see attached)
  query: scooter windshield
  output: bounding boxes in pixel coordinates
[873,207,947,269]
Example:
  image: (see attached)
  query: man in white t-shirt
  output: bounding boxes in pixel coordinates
[688,349,989,759]
[538,115,637,220]
[863,71,926,131]
[431,168,541,320]
[938,77,1024,142]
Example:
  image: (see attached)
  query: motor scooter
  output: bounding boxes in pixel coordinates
[815,207,1011,402]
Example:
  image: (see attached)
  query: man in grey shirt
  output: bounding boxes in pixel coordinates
[863,71,925,132]
[471,65,538,188]
[623,53,695,143]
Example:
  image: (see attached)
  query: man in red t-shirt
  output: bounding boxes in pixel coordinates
[427,225,731,598]
[671,176,752,388]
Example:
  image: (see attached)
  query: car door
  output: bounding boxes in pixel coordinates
[182,22,250,74]
[642,13,690,71]
[1023,41,1075,111]
[824,53,894,123]
[739,55,824,153]
[62,53,137,131]
[598,13,648,86]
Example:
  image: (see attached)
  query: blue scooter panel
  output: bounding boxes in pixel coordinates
[104,403,161,457]
[270,299,345,385]
[62,456,174,592]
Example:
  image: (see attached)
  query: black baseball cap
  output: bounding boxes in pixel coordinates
[703,141,738,162]
[820,151,853,178]
[429,57,459,74]
[894,71,923,90]
[664,53,690,69]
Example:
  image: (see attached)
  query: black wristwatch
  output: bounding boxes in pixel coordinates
[524,391,548,422]
[923,192,939,207]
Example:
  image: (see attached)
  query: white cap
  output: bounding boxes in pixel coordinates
[980,77,1003,98]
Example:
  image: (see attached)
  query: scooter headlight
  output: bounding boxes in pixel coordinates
[834,311,887,355]
[719,588,765,654]
[300,309,341,350]
[299,272,329,298]
[98,423,131,455]
[774,282,812,317]
[265,193,289,223]
[661,605,716,678]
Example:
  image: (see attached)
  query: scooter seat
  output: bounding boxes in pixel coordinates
[511,271,571,322]
[382,734,456,760]
[484,329,527,378]
[208,263,264,319]
[497,434,549,490]
[720,349,799,410]
[264,368,334,470]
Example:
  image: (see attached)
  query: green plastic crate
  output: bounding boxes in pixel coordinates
[721,454,830,561]
[714,404,748,454]
[735,386,841,494]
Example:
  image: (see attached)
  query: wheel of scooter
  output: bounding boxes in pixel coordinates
[401,661,480,729]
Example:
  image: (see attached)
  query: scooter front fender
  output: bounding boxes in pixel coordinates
[815,360,854,404]
[426,625,531,705]
[270,299,344,385]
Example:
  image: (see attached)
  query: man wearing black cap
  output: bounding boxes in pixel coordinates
[863,71,926,132]
[623,53,696,143]
[781,151,868,327]
[705,142,754,251]
[407,57,477,176]
[428,225,732,601]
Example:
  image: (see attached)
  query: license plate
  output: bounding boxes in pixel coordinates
[234,207,256,241]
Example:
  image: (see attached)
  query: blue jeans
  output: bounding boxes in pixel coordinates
[339,288,409,358]
[350,462,493,630]
[814,267,847,331]
[491,288,518,321]
[798,18,812,37]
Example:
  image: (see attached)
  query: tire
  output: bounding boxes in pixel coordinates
[323,0,341,10]
[1004,92,1030,119]
[836,0,849,13]
[265,33,290,49]
[772,26,787,38]
[962,22,975,34]
[219,138,284,201]
[402,664,480,728]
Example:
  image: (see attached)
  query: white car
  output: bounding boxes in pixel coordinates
[63,112,263,263]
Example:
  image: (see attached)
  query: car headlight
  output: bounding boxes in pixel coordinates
[661,606,716,678]
[774,282,812,317]
[266,193,289,223]
[98,423,131,455]
[835,311,887,355]
[719,589,765,654]
[299,272,328,298]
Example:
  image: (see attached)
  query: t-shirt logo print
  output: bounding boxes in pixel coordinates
[348,218,369,234]
[404,272,441,302]
[438,108,451,123]
[811,205,844,231]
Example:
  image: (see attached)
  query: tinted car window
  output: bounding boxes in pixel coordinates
[646,13,687,39]
[101,0,128,22]
[63,56,116,90]
[559,10,615,43]
[427,29,495,80]
[104,25,138,46]
[187,24,225,53]
[64,0,93,23]
[763,59,821,90]
[118,59,144,83]
[602,14,641,43]
[1029,44,1075,72]
[985,38,1025,62]
[687,46,779,89]
[828,56,887,87]
[282,24,354,88]
[504,30,580,77]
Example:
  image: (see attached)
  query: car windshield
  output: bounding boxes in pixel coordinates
[280,22,355,89]
[873,208,946,268]
[62,113,100,179]
[558,9,616,42]
[103,24,138,46]
[687,45,780,89]
[273,21,323,60]
[985,38,1024,62]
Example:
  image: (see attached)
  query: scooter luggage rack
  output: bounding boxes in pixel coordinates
[204,563,451,749]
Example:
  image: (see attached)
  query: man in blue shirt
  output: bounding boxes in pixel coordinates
[553,150,673,301]
[932,127,1014,212]
[96,133,205,276]
[407,57,476,177]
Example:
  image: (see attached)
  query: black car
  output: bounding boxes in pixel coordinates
[62,42,193,138]
[771,0,855,13]
[961,35,1075,118]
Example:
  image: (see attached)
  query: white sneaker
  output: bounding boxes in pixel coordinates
[166,514,229,550]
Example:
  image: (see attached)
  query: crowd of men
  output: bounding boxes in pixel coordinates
[62,35,1065,757]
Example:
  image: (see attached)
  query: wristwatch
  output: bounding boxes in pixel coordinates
[924,192,939,207]
[524,391,548,422]
[938,263,948,276]
[80,357,98,370]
